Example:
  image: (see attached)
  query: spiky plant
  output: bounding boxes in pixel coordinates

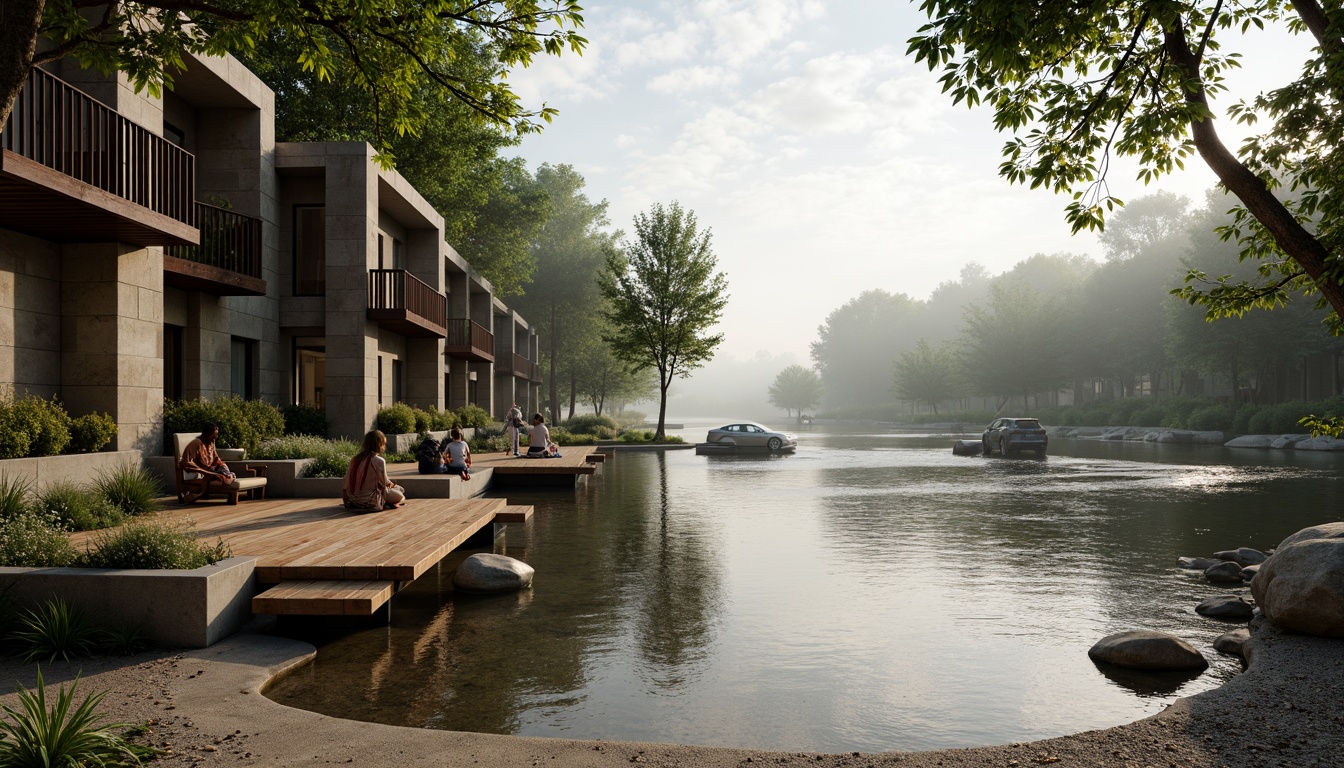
[0,668,140,767]
[12,598,100,663]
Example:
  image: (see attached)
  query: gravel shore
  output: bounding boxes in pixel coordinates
[2,622,1338,768]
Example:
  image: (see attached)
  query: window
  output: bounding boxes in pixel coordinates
[378,355,384,405]
[293,205,326,296]
[392,359,404,404]
[163,325,183,400]
[392,238,403,270]
[230,337,256,398]
[295,338,326,410]
[163,122,185,147]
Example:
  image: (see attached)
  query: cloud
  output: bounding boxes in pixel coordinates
[648,66,741,94]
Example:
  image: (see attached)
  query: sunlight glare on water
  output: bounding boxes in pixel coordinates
[266,425,1344,753]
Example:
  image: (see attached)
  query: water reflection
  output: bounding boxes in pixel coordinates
[267,430,1344,753]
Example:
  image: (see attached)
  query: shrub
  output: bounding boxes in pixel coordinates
[455,404,492,429]
[1130,406,1167,429]
[376,403,416,435]
[298,439,360,478]
[163,395,284,454]
[468,427,507,453]
[67,412,118,453]
[548,428,596,446]
[101,620,151,656]
[411,408,434,433]
[252,434,335,460]
[9,395,72,457]
[0,512,77,567]
[618,429,654,443]
[0,670,141,767]
[562,414,621,436]
[92,464,162,517]
[161,397,214,438]
[33,481,123,532]
[81,518,231,570]
[615,410,647,428]
[1248,402,1313,435]
[1232,404,1263,436]
[1187,405,1234,432]
[281,404,329,437]
[12,599,100,663]
[0,475,31,520]
[426,406,457,430]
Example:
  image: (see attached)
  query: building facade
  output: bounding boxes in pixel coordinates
[0,52,540,451]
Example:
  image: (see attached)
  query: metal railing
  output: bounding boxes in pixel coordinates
[445,319,494,359]
[2,67,195,226]
[165,202,262,277]
[368,269,446,327]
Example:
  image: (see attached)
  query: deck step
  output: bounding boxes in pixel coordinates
[494,504,533,523]
[252,580,394,616]
[585,453,606,463]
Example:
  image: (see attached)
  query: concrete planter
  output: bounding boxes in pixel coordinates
[0,451,143,490]
[0,556,257,648]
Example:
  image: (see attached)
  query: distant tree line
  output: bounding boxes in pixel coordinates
[810,191,1344,418]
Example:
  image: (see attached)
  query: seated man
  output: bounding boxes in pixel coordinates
[178,423,236,503]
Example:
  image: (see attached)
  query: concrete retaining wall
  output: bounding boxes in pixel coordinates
[0,451,144,490]
[0,556,257,648]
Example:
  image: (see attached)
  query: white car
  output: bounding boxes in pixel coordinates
[705,422,797,452]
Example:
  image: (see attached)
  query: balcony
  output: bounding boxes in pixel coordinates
[445,319,494,363]
[0,67,197,245]
[164,203,266,296]
[510,353,542,383]
[367,269,447,338]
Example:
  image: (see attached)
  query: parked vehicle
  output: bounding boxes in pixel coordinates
[705,422,797,452]
[982,417,1048,457]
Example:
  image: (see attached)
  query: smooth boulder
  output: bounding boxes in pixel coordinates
[1214,547,1267,566]
[1213,628,1251,656]
[1088,630,1208,671]
[1251,526,1344,638]
[1204,561,1244,584]
[453,553,535,593]
[952,440,983,456]
[1178,556,1220,570]
[1241,564,1260,582]
[1195,595,1254,620]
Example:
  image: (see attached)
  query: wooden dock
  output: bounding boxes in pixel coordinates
[69,497,528,617]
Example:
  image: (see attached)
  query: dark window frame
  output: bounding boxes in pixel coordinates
[292,204,327,297]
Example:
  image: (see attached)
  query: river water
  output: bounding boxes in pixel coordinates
[266,425,1344,753]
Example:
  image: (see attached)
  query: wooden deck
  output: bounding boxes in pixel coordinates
[72,496,510,582]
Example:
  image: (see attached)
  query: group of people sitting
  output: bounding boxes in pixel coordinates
[416,427,473,479]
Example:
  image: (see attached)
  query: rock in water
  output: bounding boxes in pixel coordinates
[1195,595,1254,620]
[952,440,983,456]
[1251,525,1344,638]
[1213,628,1251,656]
[1241,564,1260,582]
[453,553,535,593]
[1088,630,1208,671]
[1178,557,1220,570]
[1204,561,1244,584]
[1214,547,1268,566]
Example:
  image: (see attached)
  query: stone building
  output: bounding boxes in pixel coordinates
[0,51,540,451]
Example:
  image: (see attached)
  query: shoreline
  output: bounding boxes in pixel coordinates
[5,623,1339,768]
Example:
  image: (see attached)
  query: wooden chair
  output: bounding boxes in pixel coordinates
[172,432,268,505]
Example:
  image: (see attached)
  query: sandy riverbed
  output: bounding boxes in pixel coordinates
[1,621,1338,768]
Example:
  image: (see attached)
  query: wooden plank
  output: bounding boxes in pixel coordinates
[252,580,395,616]
[586,453,606,463]
[494,505,533,523]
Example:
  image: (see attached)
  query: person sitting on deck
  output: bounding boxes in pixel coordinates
[343,430,406,511]
[525,413,562,458]
[444,426,472,480]
[416,433,451,474]
[179,423,236,502]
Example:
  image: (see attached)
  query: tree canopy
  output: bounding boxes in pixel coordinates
[908,1,1344,330]
[4,0,585,156]
[768,365,823,421]
[599,202,729,439]
[890,339,960,416]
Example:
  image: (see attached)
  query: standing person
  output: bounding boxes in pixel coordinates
[179,423,235,503]
[444,426,472,480]
[505,402,524,456]
[526,413,560,458]
[342,430,406,511]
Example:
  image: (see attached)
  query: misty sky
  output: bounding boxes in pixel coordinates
[507,1,1306,369]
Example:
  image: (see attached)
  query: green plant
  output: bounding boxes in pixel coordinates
[280,404,329,437]
[162,396,284,454]
[92,465,162,517]
[376,403,416,435]
[0,512,77,567]
[455,404,492,429]
[81,518,232,570]
[0,400,33,460]
[13,599,100,662]
[562,414,621,435]
[296,439,360,478]
[67,412,118,454]
[619,429,655,443]
[468,427,507,453]
[384,451,416,464]
[33,481,124,532]
[411,408,433,433]
[7,396,72,457]
[251,434,339,460]
[1187,405,1235,432]
[425,406,457,430]
[0,669,140,766]
[101,621,151,656]
[549,428,597,446]
[0,475,31,520]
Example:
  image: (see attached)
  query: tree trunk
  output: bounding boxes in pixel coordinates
[547,305,560,421]
[567,370,576,420]
[1165,23,1344,322]
[0,0,43,128]
[655,370,670,440]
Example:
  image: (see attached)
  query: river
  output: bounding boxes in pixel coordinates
[265,425,1344,753]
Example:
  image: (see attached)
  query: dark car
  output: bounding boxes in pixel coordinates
[982,417,1048,457]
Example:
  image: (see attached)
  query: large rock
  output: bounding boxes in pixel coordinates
[1213,628,1251,656]
[1241,564,1260,582]
[952,440,983,456]
[1251,526,1344,638]
[1224,435,1275,448]
[1178,556,1220,570]
[1088,630,1208,671]
[1214,547,1268,566]
[453,553,535,593]
[1195,595,1254,620]
[1294,436,1344,451]
[1204,561,1244,584]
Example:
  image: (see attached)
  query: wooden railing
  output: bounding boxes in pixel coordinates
[368,269,446,330]
[2,67,195,226]
[445,319,494,361]
[512,353,539,382]
[166,203,262,278]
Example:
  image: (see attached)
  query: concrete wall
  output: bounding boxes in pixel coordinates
[0,556,257,648]
[0,229,61,398]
